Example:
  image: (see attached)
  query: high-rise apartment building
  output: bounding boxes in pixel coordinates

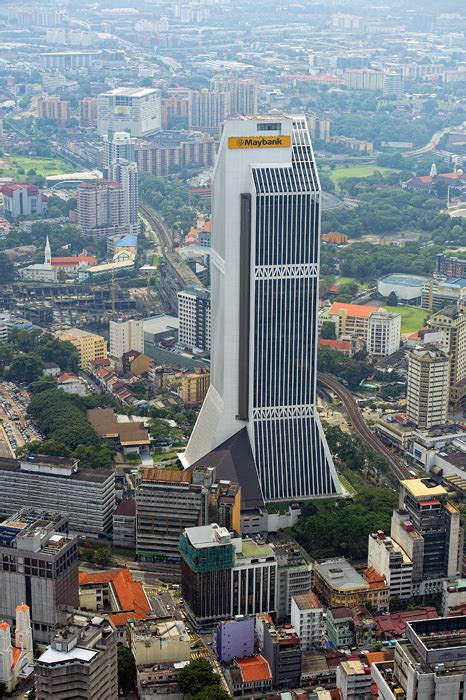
[55,328,107,369]
[383,71,403,98]
[428,305,466,402]
[79,97,97,128]
[35,611,117,699]
[406,346,450,429]
[109,318,144,359]
[183,116,342,502]
[103,131,136,171]
[0,455,115,538]
[97,87,161,137]
[109,160,139,236]
[367,310,401,356]
[178,285,211,351]
[344,69,385,90]
[188,88,230,134]
[37,97,70,125]
[77,180,126,240]
[0,509,79,643]
[212,78,259,116]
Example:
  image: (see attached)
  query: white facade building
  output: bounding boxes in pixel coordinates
[183,116,342,501]
[337,660,372,700]
[367,531,413,600]
[103,131,136,170]
[109,160,139,237]
[367,310,401,356]
[97,87,161,137]
[109,318,144,359]
[178,286,211,352]
[290,592,323,651]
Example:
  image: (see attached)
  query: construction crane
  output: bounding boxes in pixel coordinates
[140,265,157,299]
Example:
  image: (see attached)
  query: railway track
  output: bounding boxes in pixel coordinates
[317,372,411,481]
[140,203,173,252]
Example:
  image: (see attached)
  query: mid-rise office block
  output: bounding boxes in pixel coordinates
[55,328,107,369]
[368,530,413,600]
[0,455,115,538]
[0,509,79,643]
[180,523,277,627]
[406,346,450,429]
[97,87,161,137]
[367,310,401,356]
[383,72,403,99]
[372,616,466,700]
[274,539,313,620]
[337,659,372,700]
[136,468,210,560]
[260,618,302,690]
[35,611,117,699]
[109,318,144,359]
[79,97,97,128]
[178,369,210,405]
[344,69,385,90]
[291,592,323,650]
[428,305,466,404]
[178,286,211,352]
[128,618,190,666]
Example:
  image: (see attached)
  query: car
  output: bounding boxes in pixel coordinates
[190,642,199,649]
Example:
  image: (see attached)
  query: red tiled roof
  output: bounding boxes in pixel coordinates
[318,339,351,352]
[57,373,79,383]
[374,606,438,639]
[79,568,150,627]
[236,655,272,683]
[364,566,388,589]
[329,302,382,318]
[2,183,39,195]
[51,255,96,267]
[12,647,22,668]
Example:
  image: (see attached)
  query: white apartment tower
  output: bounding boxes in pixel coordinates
[103,131,136,171]
[109,160,139,237]
[178,286,211,352]
[188,88,230,134]
[183,116,343,501]
[109,318,144,359]
[406,346,450,429]
[97,87,161,137]
[367,310,401,356]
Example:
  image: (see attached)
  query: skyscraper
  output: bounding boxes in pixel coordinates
[109,160,139,237]
[406,345,450,429]
[183,116,342,501]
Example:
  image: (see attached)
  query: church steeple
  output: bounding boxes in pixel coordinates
[430,162,437,178]
[44,236,51,266]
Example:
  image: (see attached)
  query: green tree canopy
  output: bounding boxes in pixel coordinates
[117,646,136,692]
[178,659,222,697]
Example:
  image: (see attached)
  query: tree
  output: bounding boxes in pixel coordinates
[387,291,398,306]
[178,659,222,697]
[0,252,15,282]
[8,354,44,383]
[72,444,114,469]
[94,547,113,566]
[320,322,337,340]
[117,646,136,692]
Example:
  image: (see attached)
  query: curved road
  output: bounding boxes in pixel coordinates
[317,372,411,481]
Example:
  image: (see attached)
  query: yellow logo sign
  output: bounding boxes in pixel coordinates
[228,135,291,149]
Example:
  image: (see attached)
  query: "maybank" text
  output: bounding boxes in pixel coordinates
[228,135,291,149]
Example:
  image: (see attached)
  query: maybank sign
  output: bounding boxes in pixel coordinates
[228,135,291,149]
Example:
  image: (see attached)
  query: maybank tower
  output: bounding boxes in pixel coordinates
[182,116,343,503]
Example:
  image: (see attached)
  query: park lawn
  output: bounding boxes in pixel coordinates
[383,305,429,335]
[5,155,73,177]
[322,165,398,186]
[336,276,372,290]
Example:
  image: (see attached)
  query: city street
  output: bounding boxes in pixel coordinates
[0,381,42,456]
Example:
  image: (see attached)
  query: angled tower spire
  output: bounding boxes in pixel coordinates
[44,236,51,266]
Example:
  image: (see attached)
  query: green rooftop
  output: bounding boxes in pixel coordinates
[238,540,274,559]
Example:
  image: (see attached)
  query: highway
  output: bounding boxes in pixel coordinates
[317,372,411,481]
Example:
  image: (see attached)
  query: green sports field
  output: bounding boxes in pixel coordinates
[0,155,72,178]
[383,305,429,335]
[322,164,399,186]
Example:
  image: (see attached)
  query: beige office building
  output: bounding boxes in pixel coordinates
[428,305,466,403]
[55,328,107,369]
[406,346,450,429]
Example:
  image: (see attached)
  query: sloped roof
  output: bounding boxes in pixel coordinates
[188,427,264,510]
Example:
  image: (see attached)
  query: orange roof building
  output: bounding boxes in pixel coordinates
[78,568,151,628]
[229,655,273,695]
[329,302,383,339]
[322,231,348,245]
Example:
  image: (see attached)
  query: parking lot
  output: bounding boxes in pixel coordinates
[0,381,42,456]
